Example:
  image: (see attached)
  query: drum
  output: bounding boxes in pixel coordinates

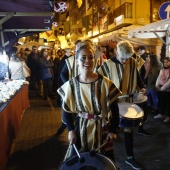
[133,94,148,123]
[133,93,148,104]
[60,152,117,170]
[118,103,144,128]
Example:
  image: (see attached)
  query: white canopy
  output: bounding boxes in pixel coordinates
[128,18,170,39]
[16,41,42,51]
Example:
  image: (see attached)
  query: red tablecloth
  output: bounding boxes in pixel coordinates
[0,85,29,170]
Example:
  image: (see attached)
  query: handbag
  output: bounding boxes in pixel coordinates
[22,61,30,78]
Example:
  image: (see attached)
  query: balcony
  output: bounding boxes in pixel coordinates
[108,2,132,25]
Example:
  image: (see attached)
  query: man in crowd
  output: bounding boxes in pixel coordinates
[138,45,148,85]
[55,47,75,136]
[27,45,43,97]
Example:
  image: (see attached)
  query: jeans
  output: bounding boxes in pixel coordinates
[42,78,53,97]
[147,88,159,109]
[30,76,43,96]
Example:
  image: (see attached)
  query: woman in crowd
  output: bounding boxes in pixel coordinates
[155,57,170,122]
[57,44,121,161]
[146,54,162,115]
[9,47,30,80]
[39,48,54,100]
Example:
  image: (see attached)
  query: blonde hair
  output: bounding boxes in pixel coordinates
[117,41,134,59]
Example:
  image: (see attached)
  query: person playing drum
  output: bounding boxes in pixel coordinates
[98,40,147,170]
[57,44,121,161]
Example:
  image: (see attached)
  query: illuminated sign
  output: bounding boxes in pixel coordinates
[115,15,124,26]
[52,22,58,27]
[54,2,67,12]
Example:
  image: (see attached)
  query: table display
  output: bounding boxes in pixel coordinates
[0,80,29,170]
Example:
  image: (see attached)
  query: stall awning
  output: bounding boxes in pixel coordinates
[128,18,170,39]
[97,24,161,46]
[0,0,54,51]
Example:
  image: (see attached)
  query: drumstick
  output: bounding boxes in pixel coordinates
[95,140,108,152]
[118,94,130,99]
[118,94,134,102]
[89,140,108,157]
[72,144,85,163]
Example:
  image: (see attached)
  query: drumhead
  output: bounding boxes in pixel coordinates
[133,95,148,104]
[118,103,143,118]
[60,152,117,170]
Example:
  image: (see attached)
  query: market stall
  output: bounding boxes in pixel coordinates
[0,80,29,170]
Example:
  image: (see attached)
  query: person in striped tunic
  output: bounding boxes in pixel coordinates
[57,44,121,161]
[55,40,82,136]
[98,41,147,170]
[56,39,100,136]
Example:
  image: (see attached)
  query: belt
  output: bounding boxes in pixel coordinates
[78,112,102,120]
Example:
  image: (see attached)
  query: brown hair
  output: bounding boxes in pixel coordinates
[76,45,94,59]
[149,54,162,71]
[40,48,48,56]
[164,57,170,62]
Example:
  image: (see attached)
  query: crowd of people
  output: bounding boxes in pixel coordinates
[6,40,170,170]
[7,45,69,102]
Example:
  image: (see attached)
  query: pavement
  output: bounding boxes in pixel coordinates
[5,91,170,170]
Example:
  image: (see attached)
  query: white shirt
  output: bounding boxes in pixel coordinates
[9,57,28,80]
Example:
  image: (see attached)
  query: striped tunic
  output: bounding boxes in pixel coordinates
[98,57,138,95]
[57,74,121,152]
[135,54,145,71]
[65,55,79,79]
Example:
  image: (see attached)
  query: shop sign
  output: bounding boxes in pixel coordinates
[115,15,124,26]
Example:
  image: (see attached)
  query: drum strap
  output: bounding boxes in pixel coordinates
[78,112,102,120]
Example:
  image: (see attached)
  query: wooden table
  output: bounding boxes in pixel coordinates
[0,85,29,170]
